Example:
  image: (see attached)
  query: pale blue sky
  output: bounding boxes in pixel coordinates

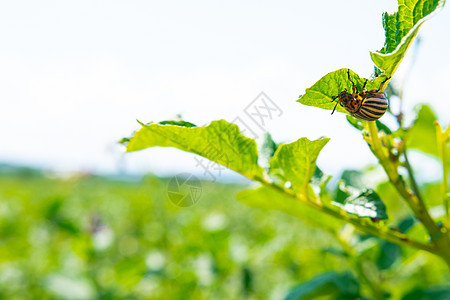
[1,0,449,180]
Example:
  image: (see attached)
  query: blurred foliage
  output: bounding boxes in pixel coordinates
[284,271,360,300]
[0,168,347,299]
[0,166,449,299]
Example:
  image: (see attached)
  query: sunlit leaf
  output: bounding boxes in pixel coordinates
[376,181,411,220]
[406,105,450,162]
[258,132,278,170]
[124,119,264,180]
[333,187,388,220]
[422,182,445,208]
[371,0,445,76]
[311,167,332,198]
[340,170,365,190]
[335,181,352,205]
[270,137,329,195]
[158,120,197,127]
[298,69,389,114]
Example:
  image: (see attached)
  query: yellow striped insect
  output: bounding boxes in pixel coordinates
[331,69,390,121]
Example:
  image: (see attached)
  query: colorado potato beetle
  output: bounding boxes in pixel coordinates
[331,69,390,121]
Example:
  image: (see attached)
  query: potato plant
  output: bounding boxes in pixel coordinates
[122,0,450,298]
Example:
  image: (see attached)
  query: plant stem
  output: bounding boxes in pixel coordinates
[366,121,441,238]
[254,178,437,254]
[366,121,450,268]
[403,148,425,205]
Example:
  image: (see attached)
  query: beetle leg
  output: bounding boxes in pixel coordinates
[331,101,340,115]
[371,75,391,93]
[347,69,357,94]
[362,79,368,90]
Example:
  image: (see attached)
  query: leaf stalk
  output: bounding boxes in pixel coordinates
[366,120,450,267]
[253,177,437,254]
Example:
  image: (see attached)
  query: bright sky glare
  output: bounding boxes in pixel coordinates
[1,0,449,181]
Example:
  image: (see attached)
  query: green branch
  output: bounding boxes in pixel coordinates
[366,121,441,237]
[366,121,450,267]
[123,119,444,260]
[253,177,437,254]
[403,148,425,206]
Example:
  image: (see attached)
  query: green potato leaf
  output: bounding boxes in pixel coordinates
[123,119,264,180]
[333,185,388,220]
[270,137,329,195]
[407,105,439,156]
[257,132,278,170]
[297,68,389,114]
[406,105,450,169]
[311,167,332,199]
[371,0,445,76]
[237,137,334,227]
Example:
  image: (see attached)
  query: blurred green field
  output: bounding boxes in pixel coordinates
[0,166,449,299]
[0,167,346,299]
